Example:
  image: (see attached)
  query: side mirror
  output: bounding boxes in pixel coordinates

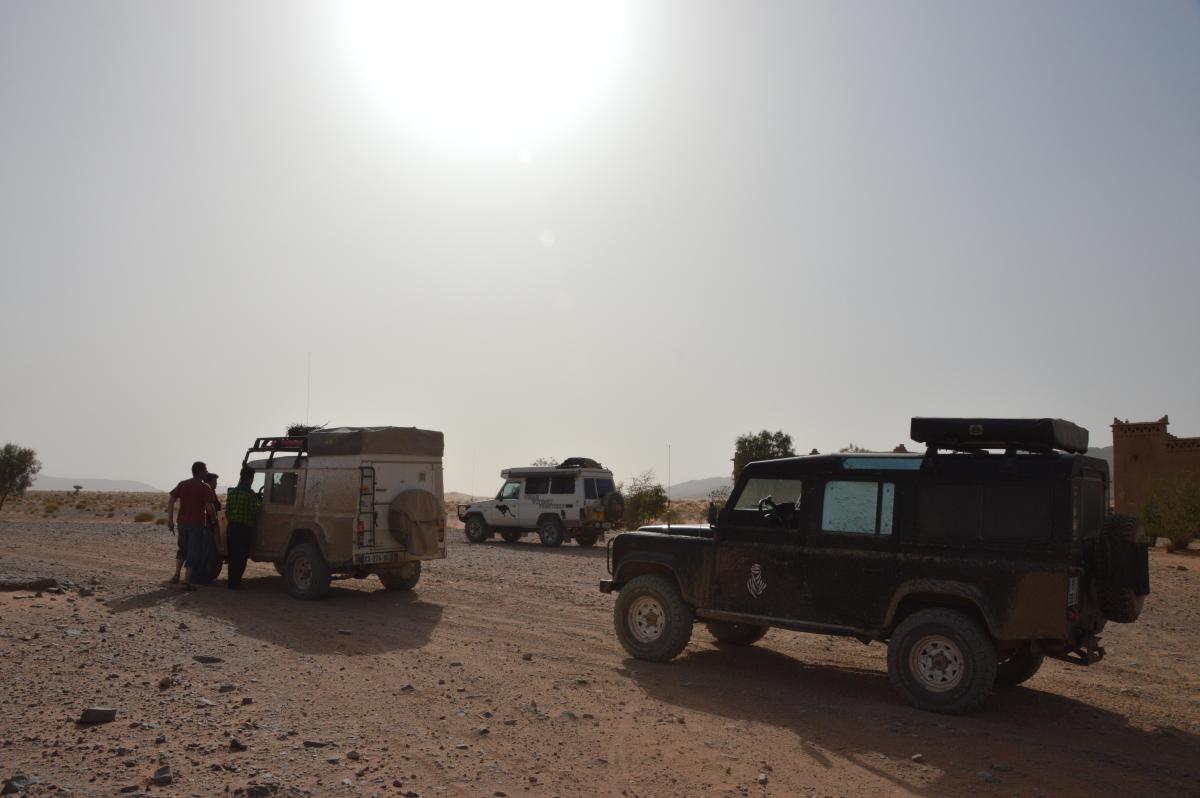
[707,501,719,526]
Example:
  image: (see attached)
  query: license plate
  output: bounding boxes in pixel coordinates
[355,550,400,565]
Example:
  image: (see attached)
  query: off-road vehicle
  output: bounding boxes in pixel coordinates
[457,458,625,547]
[601,418,1150,714]
[211,426,447,599]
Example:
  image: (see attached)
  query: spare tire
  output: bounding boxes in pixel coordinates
[1093,514,1148,623]
[387,489,444,557]
[603,491,625,523]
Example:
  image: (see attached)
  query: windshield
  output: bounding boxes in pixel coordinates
[498,480,521,500]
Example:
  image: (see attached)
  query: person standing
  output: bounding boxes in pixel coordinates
[199,472,222,584]
[224,466,261,589]
[166,461,219,590]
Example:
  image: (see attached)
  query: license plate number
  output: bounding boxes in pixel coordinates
[356,551,400,565]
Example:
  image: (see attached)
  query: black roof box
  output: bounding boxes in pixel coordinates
[910,417,1088,454]
[559,457,603,469]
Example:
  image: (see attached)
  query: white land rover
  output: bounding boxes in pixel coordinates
[457,458,625,547]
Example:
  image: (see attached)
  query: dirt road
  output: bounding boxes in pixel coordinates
[2,516,1199,797]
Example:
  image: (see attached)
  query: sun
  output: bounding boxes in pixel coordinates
[341,0,629,151]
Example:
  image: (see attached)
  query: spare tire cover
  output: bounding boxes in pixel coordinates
[387,489,443,557]
[603,492,626,523]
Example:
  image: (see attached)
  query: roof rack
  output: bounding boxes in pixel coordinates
[243,436,308,467]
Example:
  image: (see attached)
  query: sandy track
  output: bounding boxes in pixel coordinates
[1,519,1199,797]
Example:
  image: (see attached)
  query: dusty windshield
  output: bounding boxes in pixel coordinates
[498,480,521,500]
[734,478,803,510]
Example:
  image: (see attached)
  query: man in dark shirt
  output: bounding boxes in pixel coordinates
[224,466,261,589]
[166,461,219,590]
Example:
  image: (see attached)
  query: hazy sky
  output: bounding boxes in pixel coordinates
[2,1,1198,493]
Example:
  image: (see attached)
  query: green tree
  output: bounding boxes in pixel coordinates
[839,443,871,453]
[531,457,559,467]
[1140,470,1200,547]
[0,443,41,512]
[732,430,795,482]
[622,469,669,527]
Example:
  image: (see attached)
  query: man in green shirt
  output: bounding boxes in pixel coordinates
[224,466,261,589]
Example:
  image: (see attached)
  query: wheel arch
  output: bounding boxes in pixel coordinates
[885,581,999,639]
[612,559,700,606]
[286,527,329,557]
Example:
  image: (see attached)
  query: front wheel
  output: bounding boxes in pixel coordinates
[704,620,768,646]
[887,608,996,715]
[284,542,332,600]
[378,561,421,591]
[574,531,599,548]
[613,575,693,662]
[538,516,564,547]
[464,515,489,544]
[995,647,1044,687]
[499,530,522,543]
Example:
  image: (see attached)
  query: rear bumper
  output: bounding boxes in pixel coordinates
[599,579,614,594]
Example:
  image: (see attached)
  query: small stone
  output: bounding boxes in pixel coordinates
[757,773,769,785]
[449,661,463,667]
[392,780,404,788]
[454,743,469,750]
[337,629,353,636]
[560,711,577,721]
[476,726,490,736]
[910,754,924,763]
[977,770,999,783]
[1119,687,1139,697]
[521,653,533,661]
[327,756,341,764]
[241,697,253,705]
[151,765,173,786]
[230,737,247,752]
[991,762,1011,772]
[196,698,215,708]
[400,684,415,692]
[2,776,34,795]
[347,750,361,761]
[193,655,223,664]
[155,734,166,744]
[303,740,329,748]
[78,707,117,724]
[219,683,236,693]
[79,587,95,597]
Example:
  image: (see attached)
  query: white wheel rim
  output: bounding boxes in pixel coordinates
[910,634,965,692]
[293,558,312,590]
[629,596,667,643]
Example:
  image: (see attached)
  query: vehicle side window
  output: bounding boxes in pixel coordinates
[595,478,615,497]
[498,480,521,500]
[584,478,597,500]
[525,477,550,495]
[821,481,894,535]
[734,478,803,510]
[550,476,574,495]
[270,472,298,505]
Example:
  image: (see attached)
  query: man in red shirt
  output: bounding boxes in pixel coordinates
[166,461,219,590]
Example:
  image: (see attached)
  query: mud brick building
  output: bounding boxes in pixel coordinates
[1111,416,1200,514]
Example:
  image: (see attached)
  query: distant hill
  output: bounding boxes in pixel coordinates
[668,477,732,500]
[32,475,162,493]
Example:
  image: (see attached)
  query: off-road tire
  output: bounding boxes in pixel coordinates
[538,516,564,547]
[887,608,996,715]
[603,492,626,523]
[464,514,489,544]
[995,648,1045,687]
[1093,514,1147,623]
[500,530,522,543]
[378,561,422,591]
[704,620,768,646]
[574,531,599,547]
[284,542,332,600]
[613,574,694,662]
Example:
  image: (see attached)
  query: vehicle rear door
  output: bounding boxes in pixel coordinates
[708,476,808,620]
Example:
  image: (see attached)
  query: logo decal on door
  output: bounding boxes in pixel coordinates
[747,563,766,599]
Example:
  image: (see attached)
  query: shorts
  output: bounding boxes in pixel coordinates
[176,526,190,561]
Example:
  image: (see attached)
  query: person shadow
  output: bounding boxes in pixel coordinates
[619,638,1200,797]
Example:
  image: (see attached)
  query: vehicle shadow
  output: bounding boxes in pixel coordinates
[622,643,1200,796]
[106,571,443,656]
[458,539,609,560]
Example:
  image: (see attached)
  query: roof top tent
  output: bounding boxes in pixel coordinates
[911,417,1089,454]
[243,427,444,467]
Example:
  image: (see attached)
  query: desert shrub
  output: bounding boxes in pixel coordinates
[0,443,41,512]
[1141,471,1200,547]
[621,470,669,528]
[133,511,155,522]
[75,502,87,510]
[43,503,59,515]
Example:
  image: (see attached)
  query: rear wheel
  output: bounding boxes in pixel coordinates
[704,620,768,646]
[538,516,564,547]
[887,608,996,715]
[464,515,489,544]
[995,647,1044,687]
[613,575,693,662]
[499,530,522,543]
[574,531,599,547]
[284,542,332,600]
[378,561,421,591]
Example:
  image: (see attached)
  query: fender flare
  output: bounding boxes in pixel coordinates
[612,554,701,606]
[884,579,1001,637]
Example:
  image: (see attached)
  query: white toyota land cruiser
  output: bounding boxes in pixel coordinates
[457,458,625,547]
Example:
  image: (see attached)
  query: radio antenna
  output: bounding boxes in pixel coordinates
[667,443,672,529]
[306,352,312,424]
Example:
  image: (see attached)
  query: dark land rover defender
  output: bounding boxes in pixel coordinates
[601,418,1150,714]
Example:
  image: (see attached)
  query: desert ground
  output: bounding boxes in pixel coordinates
[2,493,1199,797]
